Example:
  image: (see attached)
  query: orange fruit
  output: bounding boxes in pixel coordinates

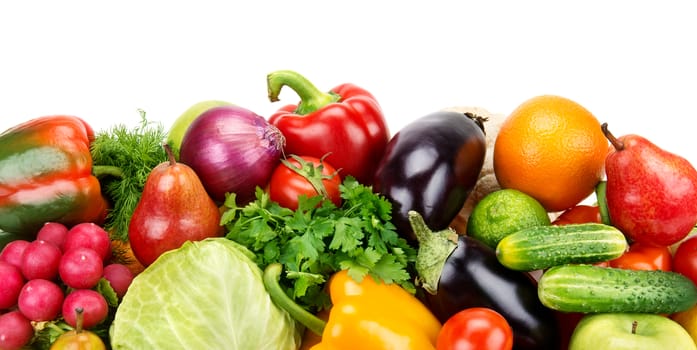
[493,95,608,212]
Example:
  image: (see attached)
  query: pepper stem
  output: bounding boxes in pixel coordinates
[92,165,124,179]
[263,263,326,336]
[409,210,458,295]
[267,70,340,115]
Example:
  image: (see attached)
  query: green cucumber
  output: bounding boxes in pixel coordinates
[538,264,697,314]
[495,223,627,271]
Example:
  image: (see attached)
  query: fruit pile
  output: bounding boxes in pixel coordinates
[2,70,697,349]
[465,95,697,349]
[0,222,133,349]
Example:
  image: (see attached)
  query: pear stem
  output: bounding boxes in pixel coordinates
[163,143,177,166]
[601,123,624,151]
[631,320,638,334]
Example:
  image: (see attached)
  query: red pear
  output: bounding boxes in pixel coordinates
[128,144,224,267]
[602,123,697,246]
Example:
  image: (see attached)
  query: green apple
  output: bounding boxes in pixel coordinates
[166,100,233,160]
[569,313,696,350]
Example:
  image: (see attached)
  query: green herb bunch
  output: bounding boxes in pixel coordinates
[90,110,168,241]
[221,176,417,312]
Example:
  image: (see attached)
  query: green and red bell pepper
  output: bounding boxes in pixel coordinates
[0,116,109,240]
[267,70,390,185]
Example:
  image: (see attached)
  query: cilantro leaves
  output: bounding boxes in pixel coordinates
[220,176,416,312]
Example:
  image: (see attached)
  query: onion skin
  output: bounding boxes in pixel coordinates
[179,105,285,204]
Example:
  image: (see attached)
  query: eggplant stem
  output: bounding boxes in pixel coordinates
[409,210,458,295]
[464,112,488,135]
[263,263,327,336]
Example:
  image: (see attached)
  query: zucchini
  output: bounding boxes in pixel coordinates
[495,223,627,271]
[538,264,697,314]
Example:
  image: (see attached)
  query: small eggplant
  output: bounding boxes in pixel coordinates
[408,211,559,350]
[373,111,486,243]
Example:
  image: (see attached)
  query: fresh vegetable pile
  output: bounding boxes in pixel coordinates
[2,70,697,350]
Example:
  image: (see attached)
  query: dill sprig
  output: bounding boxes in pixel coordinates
[91,110,168,241]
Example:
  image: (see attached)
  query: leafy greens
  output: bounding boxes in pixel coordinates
[221,176,417,312]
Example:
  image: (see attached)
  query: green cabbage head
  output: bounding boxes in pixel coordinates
[109,238,301,349]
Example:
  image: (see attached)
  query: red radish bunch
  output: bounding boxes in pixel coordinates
[0,222,134,349]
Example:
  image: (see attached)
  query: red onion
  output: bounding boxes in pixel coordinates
[179,105,285,204]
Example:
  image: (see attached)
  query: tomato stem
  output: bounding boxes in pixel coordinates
[281,154,339,202]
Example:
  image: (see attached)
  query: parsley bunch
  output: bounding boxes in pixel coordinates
[220,176,417,312]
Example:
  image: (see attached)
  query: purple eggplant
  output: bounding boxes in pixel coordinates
[373,111,486,243]
[408,211,559,350]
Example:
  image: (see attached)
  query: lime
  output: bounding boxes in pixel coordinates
[467,188,550,248]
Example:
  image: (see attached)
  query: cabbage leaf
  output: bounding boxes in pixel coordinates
[109,238,301,349]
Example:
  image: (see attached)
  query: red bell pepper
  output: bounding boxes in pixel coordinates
[0,116,109,239]
[267,70,390,185]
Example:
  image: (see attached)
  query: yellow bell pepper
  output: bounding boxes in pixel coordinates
[263,263,441,350]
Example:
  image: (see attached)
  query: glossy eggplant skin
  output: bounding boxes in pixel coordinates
[421,235,559,350]
[373,111,486,243]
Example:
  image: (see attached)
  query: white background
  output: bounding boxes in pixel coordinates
[1,1,696,165]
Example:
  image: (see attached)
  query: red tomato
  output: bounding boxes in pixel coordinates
[552,205,601,225]
[673,235,697,286]
[436,307,513,350]
[609,242,672,271]
[267,155,342,211]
